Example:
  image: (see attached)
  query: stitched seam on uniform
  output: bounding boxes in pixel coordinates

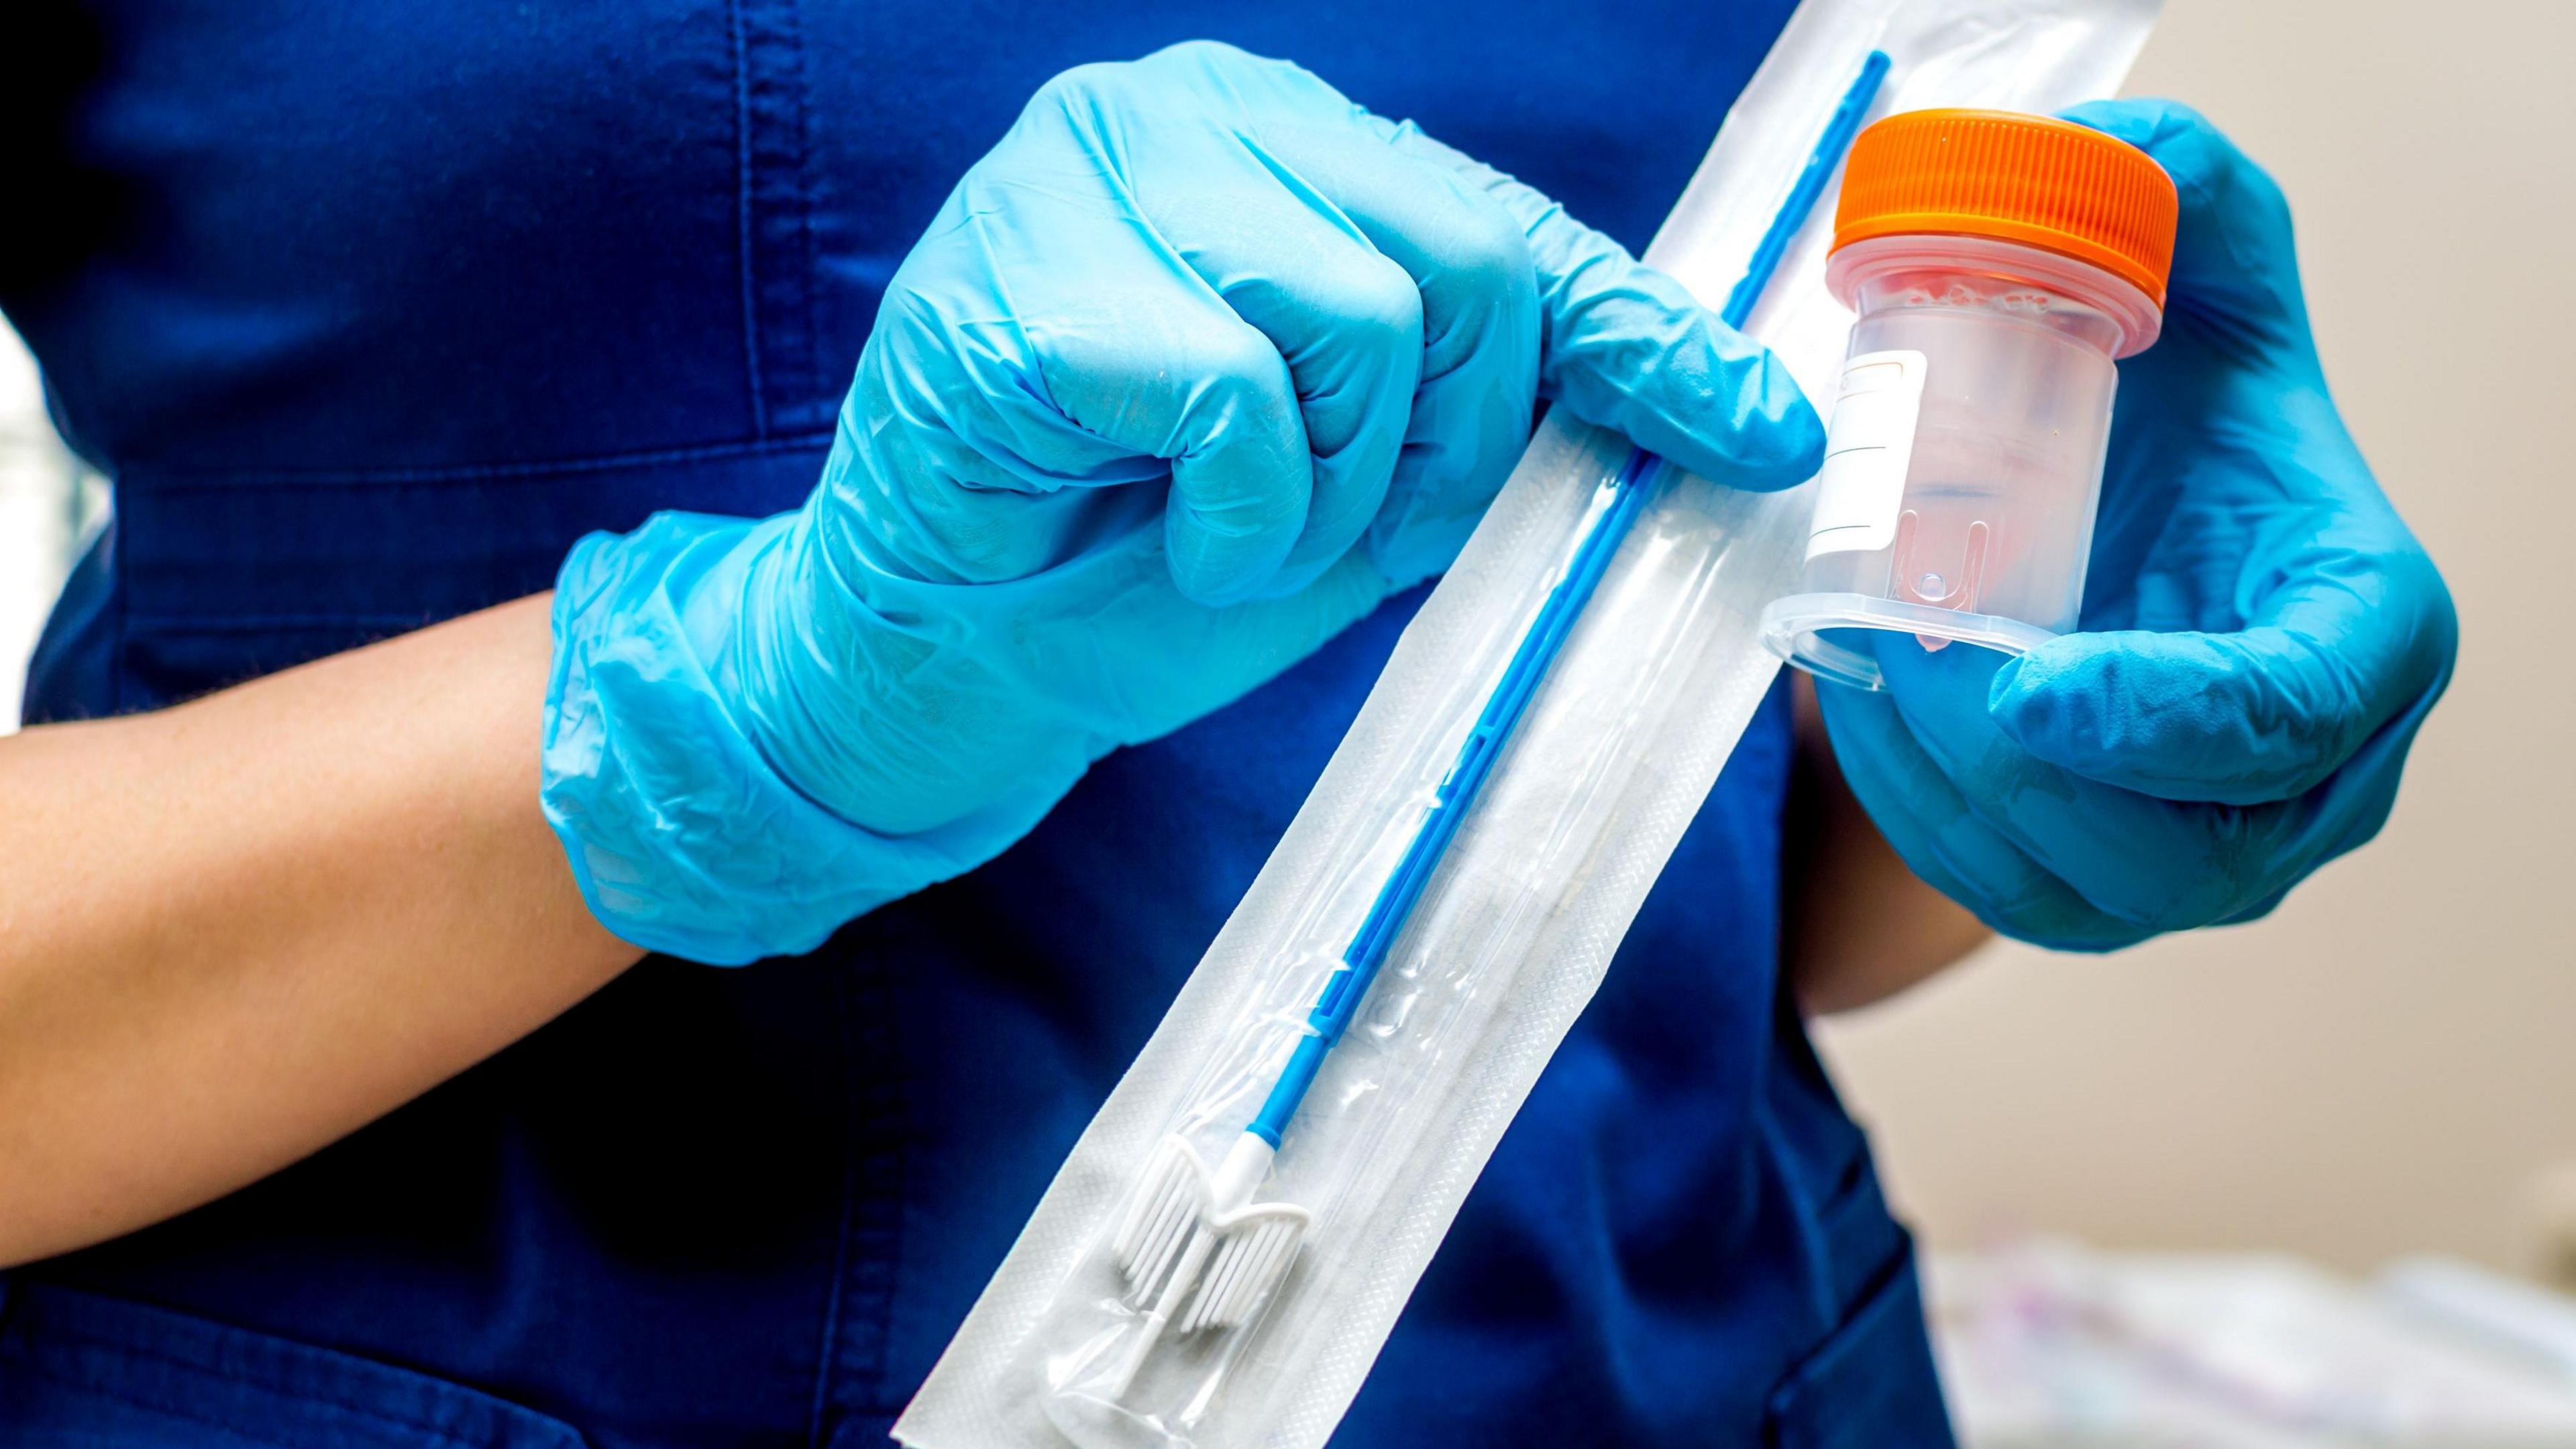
[729,0,770,438]
[787,0,826,417]
[124,431,835,490]
[804,967,861,1449]
[12,1355,295,1449]
[733,0,821,432]
[13,1326,529,1448]
[1758,1106,1843,1336]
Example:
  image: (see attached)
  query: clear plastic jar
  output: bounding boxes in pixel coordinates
[1762,109,2178,690]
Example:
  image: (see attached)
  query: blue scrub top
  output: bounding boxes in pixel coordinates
[1,3,1951,1446]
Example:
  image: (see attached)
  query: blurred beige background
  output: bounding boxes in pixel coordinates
[1817,0,2576,1279]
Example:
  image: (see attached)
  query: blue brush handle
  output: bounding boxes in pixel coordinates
[1723,48,1891,331]
[1246,52,1890,1150]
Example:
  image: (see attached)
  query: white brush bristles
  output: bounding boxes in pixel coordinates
[1112,1132,1310,1337]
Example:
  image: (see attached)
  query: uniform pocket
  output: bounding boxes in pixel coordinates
[0,1282,587,1448]
[1761,1232,1957,1449]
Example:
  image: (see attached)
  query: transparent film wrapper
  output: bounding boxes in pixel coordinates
[896,3,2158,1446]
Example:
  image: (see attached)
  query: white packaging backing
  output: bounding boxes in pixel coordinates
[896,3,2158,1446]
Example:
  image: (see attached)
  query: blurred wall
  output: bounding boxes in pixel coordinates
[0,322,93,733]
[1817,0,2576,1277]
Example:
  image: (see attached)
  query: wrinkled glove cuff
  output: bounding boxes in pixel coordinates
[541,511,992,965]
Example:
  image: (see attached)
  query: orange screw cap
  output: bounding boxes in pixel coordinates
[1831,109,2180,307]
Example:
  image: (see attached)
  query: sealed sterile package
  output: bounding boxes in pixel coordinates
[896,3,2159,1446]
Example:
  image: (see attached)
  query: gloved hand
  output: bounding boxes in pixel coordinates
[1820,99,2457,952]
[542,41,1822,964]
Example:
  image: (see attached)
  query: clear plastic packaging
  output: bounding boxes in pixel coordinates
[1762,112,2176,688]
[895,5,2159,1446]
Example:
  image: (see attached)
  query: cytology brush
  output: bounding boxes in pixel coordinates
[1099,50,1894,1398]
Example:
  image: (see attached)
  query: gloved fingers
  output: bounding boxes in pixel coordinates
[1818,678,2149,952]
[1990,535,2455,805]
[1152,347,1314,608]
[1004,44,1434,598]
[1249,121,1543,585]
[826,363,1169,586]
[858,180,1331,600]
[2059,99,2312,368]
[1872,635,2305,933]
[1379,121,1823,492]
[1134,161,1426,592]
[994,235,1318,607]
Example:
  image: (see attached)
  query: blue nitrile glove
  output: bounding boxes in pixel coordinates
[541,42,1823,965]
[1819,99,2457,952]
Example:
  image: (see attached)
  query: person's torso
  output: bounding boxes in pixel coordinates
[0,3,1947,1446]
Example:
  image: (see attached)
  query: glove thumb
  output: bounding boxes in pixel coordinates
[1389,126,1825,490]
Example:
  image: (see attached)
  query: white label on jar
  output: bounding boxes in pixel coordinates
[1805,348,1927,561]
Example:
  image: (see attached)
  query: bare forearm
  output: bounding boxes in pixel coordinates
[1784,673,1992,1015]
[0,594,639,1267]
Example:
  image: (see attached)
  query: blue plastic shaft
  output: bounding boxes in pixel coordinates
[1721,48,1890,333]
[1246,52,1891,1150]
